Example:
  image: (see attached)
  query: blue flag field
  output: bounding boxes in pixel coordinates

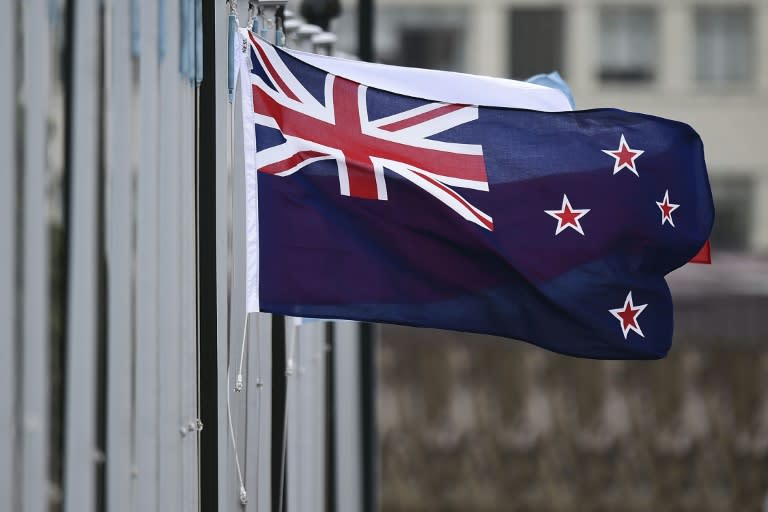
[237,31,714,359]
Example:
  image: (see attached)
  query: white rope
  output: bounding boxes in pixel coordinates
[235,312,248,391]
[226,364,248,505]
[226,16,247,502]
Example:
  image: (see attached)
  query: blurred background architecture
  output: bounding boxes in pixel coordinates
[331,0,768,510]
[3,0,767,510]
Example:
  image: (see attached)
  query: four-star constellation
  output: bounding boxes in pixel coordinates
[544,133,678,341]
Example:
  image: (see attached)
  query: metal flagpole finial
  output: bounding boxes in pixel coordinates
[283,18,301,47]
[256,0,288,45]
[295,23,322,52]
[248,1,259,33]
[311,31,337,56]
[275,5,286,46]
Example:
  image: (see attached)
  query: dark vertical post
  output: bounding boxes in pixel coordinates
[95,3,108,509]
[271,316,287,512]
[359,323,377,512]
[198,0,218,510]
[358,0,374,62]
[358,3,377,510]
[325,323,336,512]
[55,1,75,508]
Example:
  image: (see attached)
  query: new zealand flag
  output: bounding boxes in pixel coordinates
[238,31,714,359]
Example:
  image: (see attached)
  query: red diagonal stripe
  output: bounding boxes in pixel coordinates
[412,169,494,231]
[249,32,300,102]
[260,150,329,175]
[333,78,380,199]
[378,104,466,132]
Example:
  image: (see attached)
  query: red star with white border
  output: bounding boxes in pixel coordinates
[609,291,647,339]
[602,134,644,176]
[545,194,590,236]
[656,189,680,227]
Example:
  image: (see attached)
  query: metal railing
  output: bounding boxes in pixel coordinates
[208,3,370,511]
[0,0,370,510]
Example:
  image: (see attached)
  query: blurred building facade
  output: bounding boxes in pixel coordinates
[331,1,768,510]
[336,0,768,254]
[376,325,768,512]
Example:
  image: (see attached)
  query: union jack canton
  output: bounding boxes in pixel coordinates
[245,31,493,230]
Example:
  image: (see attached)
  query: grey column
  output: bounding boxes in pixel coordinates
[0,0,17,508]
[135,0,161,508]
[157,0,184,509]
[334,322,364,512]
[105,1,135,511]
[62,0,101,508]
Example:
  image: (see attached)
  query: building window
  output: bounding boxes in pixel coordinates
[709,175,753,251]
[695,6,753,84]
[599,6,657,83]
[508,8,564,80]
[331,7,468,71]
[376,7,467,72]
[398,28,463,71]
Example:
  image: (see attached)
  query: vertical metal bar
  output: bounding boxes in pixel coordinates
[157,0,183,508]
[198,1,218,508]
[359,323,378,512]
[334,322,363,512]
[356,11,377,509]
[299,328,312,512]
[198,0,230,509]
[286,321,326,512]
[157,0,184,510]
[135,0,160,507]
[245,315,272,512]
[215,2,232,509]
[285,323,300,512]
[63,0,102,507]
[127,18,141,512]
[0,0,17,508]
[313,324,327,512]
[306,329,315,512]
[105,0,134,511]
[180,68,199,512]
[358,0,374,62]
[20,0,51,511]
[325,324,337,512]
[189,75,200,512]
[271,317,287,512]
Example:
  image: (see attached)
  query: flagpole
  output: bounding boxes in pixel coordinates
[356,2,377,509]
[358,0,374,62]
[249,6,293,512]
[198,0,223,510]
